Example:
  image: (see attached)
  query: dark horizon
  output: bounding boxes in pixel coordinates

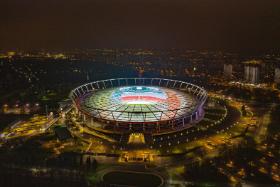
[1,0,280,54]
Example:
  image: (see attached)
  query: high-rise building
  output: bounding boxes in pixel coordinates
[223,64,233,79]
[243,60,262,84]
[275,68,280,84]
[244,66,260,84]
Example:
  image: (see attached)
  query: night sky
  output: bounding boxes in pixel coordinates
[0,0,279,52]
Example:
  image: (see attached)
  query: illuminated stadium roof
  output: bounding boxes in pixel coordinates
[79,86,197,122]
[70,78,207,132]
[69,78,207,127]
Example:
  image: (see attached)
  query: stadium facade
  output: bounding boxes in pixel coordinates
[70,78,207,134]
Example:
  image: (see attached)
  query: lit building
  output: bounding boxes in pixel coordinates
[275,68,280,84]
[243,60,262,84]
[223,64,233,79]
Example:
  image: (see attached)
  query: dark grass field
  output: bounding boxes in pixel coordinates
[103,171,163,187]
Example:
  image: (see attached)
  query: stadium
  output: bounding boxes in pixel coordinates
[69,78,207,135]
